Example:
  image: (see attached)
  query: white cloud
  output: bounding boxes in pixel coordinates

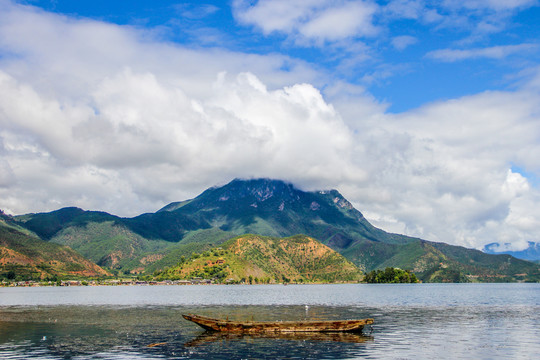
[234,0,537,49]
[0,0,367,215]
[338,88,540,251]
[233,0,379,44]
[434,0,539,40]
[426,43,539,62]
[175,3,220,19]
[0,158,15,188]
[391,35,418,50]
[383,0,538,43]
[0,1,322,100]
[384,0,425,20]
[0,62,365,213]
[1,0,540,254]
[298,1,378,41]
[232,0,321,34]
[442,0,538,12]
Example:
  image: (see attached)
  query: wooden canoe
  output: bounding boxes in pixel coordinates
[182,314,374,333]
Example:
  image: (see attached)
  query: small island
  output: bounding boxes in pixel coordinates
[364,267,418,283]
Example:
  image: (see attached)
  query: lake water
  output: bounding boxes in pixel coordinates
[0,284,538,359]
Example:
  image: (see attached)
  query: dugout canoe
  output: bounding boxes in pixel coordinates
[182,314,374,333]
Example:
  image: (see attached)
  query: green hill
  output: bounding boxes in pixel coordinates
[154,234,362,283]
[45,218,232,275]
[14,207,118,240]
[0,214,109,281]
[11,207,236,274]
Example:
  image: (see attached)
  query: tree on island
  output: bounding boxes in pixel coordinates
[364,267,418,283]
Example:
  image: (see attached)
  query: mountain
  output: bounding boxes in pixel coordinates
[13,207,117,240]
[483,242,540,262]
[9,178,540,282]
[152,178,415,246]
[12,207,224,275]
[421,241,539,282]
[12,178,417,274]
[0,212,109,281]
[154,234,362,283]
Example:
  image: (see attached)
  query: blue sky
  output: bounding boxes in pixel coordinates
[1,0,540,252]
[23,0,540,112]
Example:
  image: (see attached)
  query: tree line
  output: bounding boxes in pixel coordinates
[364,267,418,283]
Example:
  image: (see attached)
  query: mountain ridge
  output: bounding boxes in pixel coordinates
[5,178,540,282]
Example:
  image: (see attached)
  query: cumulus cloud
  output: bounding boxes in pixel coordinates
[0,1,366,212]
[1,0,540,253]
[0,1,322,101]
[0,63,364,214]
[338,88,540,251]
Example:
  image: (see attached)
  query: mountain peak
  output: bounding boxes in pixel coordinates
[221,178,298,202]
[161,178,352,215]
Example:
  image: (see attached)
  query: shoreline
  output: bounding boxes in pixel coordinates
[0,279,364,288]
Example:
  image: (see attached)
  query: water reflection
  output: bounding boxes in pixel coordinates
[0,305,377,359]
[184,330,374,347]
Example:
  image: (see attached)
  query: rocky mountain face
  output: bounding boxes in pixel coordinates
[149,178,416,247]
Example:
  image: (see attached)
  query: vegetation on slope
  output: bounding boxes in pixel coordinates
[153,234,362,283]
[51,221,171,271]
[141,228,235,274]
[364,267,418,283]
[14,207,117,240]
[50,223,235,275]
[0,220,109,281]
[427,242,540,282]
[370,240,540,283]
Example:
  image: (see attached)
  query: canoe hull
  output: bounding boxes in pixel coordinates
[182,314,374,333]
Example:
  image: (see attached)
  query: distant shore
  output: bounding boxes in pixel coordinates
[1,279,362,287]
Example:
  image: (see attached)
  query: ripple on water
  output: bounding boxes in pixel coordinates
[0,284,538,359]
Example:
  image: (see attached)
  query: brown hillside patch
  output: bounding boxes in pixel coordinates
[140,254,164,265]
[222,235,361,283]
[0,246,37,265]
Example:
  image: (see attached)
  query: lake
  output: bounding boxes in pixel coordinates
[0,283,538,359]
